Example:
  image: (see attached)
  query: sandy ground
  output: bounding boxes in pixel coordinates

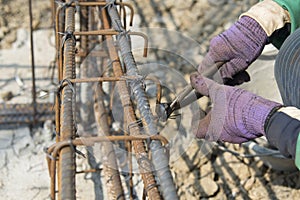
[0,28,55,199]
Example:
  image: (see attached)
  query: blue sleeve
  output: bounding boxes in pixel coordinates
[265,110,300,162]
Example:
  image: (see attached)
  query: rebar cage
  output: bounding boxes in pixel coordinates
[46,0,178,199]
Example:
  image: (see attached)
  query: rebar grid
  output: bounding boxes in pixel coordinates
[48,0,178,199]
[46,135,169,199]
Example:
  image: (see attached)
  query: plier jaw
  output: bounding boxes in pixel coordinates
[156,85,200,122]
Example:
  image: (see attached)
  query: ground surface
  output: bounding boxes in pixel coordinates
[0,0,300,199]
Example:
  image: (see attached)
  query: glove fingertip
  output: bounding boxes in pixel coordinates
[190,73,210,96]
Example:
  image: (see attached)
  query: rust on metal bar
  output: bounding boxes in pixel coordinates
[47,135,169,155]
[47,1,172,199]
[0,103,54,126]
[101,8,162,200]
[55,5,64,81]
[54,4,65,143]
[128,32,149,57]
[57,1,77,199]
[76,50,108,58]
[69,1,134,25]
[76,168,102,174]
[94,82,125,199]
[53,0,135,80]
[146,76,162,104]
[68,76,143,83]
[74,29,118,35]
[73,30,148,57]
[28,0,37,124]
[46,135,168,199]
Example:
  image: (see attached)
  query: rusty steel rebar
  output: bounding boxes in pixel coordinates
[47,1,173,199]
[0,103,54,126]
[101,6,163,200]
[69,1,134,26]
[54,1,65,144]
[54,4,65,81]
[105,1,178,199]
[28,0,37,124]
[94,83,125,199]
[46,135,168,199]
[58,1,77,199]
[80,2,89,64]
[74,30,148,57]
[79,3,108,199]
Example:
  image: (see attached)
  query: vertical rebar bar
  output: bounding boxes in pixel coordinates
[101,7,162,200]
[49,1,178,199]
[58,1,76,199]
[28,0,37,124]
[94,84,125,200]
[105,1,178,199]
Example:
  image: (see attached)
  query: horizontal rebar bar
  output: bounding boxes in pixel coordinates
[0,103,54,125]
[46,134,168,199]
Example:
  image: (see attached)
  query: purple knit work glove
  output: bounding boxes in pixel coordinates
[190,73,282,143]
[199,16,268,85]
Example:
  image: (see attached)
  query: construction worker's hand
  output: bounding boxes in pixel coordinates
[198,16,268,86]
[190,73,282,143]
[199,0,291,86]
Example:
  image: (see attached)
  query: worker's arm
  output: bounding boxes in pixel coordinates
[190,73,300,169]
[199,0,291,85]
[265,107,300,169]
[272,0,300,33]
[271,0,300,48]
[241,0,300,48]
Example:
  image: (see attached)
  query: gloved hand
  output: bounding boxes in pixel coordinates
[190,73,282,143]
[199,16,268,86]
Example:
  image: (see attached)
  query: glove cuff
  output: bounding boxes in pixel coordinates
[244,95,282,136]
[240,0,290,36]
[264,105,284,132]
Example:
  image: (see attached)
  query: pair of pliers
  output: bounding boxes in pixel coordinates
[156,62,224,122]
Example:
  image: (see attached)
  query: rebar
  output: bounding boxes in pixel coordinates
[0,103,54,126]
[101,7,163,200]
[58,1,77,199]
[94,84,125,200]
[28,0,37,124]
[47,1,177,199]
[105,1,178,199]
[46,135,169,199]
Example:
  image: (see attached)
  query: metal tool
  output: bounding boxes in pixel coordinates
[156,85,202,122]
[156,61,224,122]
